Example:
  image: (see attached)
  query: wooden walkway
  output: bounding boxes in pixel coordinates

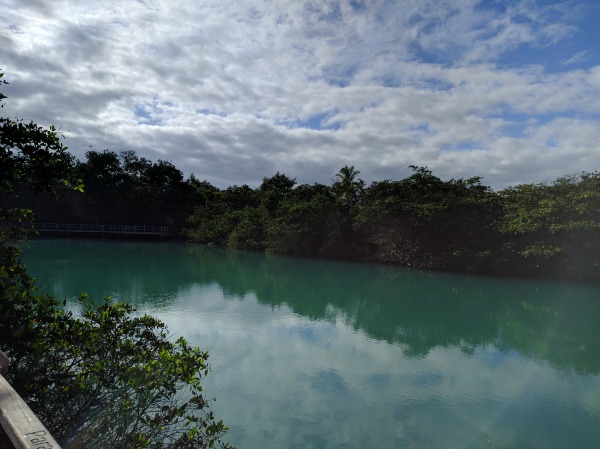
[0,351,62,449]
[34,223,170,236]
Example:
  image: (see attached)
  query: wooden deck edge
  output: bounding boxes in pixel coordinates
[0,375,62,449]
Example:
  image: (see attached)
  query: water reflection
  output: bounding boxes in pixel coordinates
[23,238,600,374]
[22,239,600,449]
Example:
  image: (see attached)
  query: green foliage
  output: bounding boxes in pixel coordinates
[332,165,364,212]
[184,185,259,246]
[1,260,232,448]
[354,167,501,272]
[0,73,77,195]
[227,206,268,250]
[500,172,600,279]
[74,149,195,230]
[259,172,296,212]
[266,183,340,256]
[184,174,355,258]
[8,148,198,233]
[183,164,597,281]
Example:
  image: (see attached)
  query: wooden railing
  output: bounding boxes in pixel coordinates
[0,351,62,449]
[34,223,170,236]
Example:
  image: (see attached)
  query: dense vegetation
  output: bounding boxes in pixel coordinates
[1,73,232,448]
[11,152,598,281]
[183,166,599,282]
[6,148,197,233]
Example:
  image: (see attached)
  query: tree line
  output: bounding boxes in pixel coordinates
[183,165,599,282]
[5,148,196,233]
[6,147,600,282]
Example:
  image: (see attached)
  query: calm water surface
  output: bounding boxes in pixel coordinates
[22,239,600,449]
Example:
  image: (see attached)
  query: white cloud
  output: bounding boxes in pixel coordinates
[564,49,593,65]
[1,0,599,188]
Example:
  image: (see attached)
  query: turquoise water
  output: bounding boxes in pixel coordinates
[22,239,600,449]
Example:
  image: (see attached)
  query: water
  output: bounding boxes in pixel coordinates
[21,238,600,449]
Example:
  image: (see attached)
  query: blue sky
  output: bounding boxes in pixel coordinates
[1,0,599,188]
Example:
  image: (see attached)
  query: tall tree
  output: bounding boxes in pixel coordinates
[0,73,79,196]
[332,165,364,212]
[259,172,296,212]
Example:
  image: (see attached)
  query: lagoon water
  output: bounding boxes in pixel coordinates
[22,238,600,449]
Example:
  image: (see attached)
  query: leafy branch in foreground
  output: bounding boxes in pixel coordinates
[0,268,233,449]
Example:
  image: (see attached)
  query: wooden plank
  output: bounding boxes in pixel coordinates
[0,375,62,449]
[0,351,9,375]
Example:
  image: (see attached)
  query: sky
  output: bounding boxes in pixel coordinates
[1,0,600,189]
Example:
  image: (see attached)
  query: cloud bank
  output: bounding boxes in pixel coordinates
[1,0,599,188]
